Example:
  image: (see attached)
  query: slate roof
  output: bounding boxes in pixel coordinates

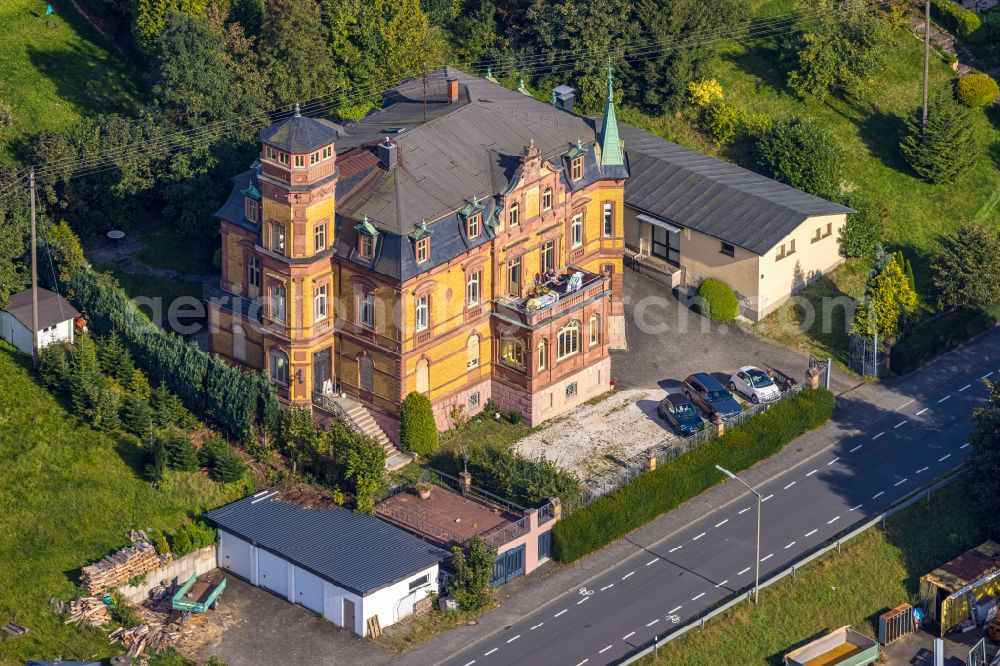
[260,112,342,154]
[214,169,261,234]
[3,287,80,331]
[616,123,854,255]
[205,491,449,596]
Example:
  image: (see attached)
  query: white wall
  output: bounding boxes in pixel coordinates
[117,545,217,604]
[0,313,73,355]
[361,565,439,637]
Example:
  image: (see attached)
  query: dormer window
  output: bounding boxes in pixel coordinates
[245,198,259,223]
[416,237,430,263]
[571,156,584,181]
[467,213,481,239]
[359,234,374,258]
[508,203,519,227]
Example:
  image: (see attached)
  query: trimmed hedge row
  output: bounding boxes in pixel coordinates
[931,0,982,40]
[891,309,997,376]
[551,389,836,564]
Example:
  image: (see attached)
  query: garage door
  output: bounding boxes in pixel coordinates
[293,566,325,615]
[257,549,289,597]
[218,530,253,580]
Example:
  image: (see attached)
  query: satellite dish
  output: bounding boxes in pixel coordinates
[106,230,125,240]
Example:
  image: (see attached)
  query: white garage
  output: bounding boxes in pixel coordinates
[206,489,448,637]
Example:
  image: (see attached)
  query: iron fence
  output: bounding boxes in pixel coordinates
[538,501,556,524]
[574,388,802,511]
[426,467,528,517]
[481,515,531,550]
[615,469,966,665]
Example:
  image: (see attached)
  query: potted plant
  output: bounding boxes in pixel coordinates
[416,482,433,500]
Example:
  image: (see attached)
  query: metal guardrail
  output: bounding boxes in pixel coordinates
[481,515,530,550]
[576,388,802,510]
[538,501,556,524]
[615,468,967,665]
[426,467,528,517]
[202,279,262,323]
[311,392,364,433]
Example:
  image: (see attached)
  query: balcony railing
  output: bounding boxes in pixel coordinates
[203,279,262,323]
[493,267,607,326]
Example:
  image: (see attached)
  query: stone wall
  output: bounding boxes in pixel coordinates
[116,546,218,604]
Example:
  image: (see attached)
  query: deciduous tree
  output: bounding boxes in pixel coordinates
[756,116,843,196]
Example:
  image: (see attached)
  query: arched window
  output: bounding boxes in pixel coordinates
[557,321,580,360]
[542,187,553,211]
[500,333,525,370]
[467,335,480,369]
[416,358,429,394]
[269,348,289,386]
[508,202,519,227]
[589,314,600,346]
[537,339,548,371]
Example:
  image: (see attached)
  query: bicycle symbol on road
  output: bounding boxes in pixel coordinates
[665,614,682,624]
[579,587,594,596]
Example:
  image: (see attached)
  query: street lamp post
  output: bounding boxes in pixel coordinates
[716,465,763,605]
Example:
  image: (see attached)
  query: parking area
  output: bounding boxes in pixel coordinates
[183,570,393,666]
[611,271,857,395]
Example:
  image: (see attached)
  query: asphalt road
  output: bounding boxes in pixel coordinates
[443,358,999,666]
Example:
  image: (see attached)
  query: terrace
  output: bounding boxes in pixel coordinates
[493,266,607,327]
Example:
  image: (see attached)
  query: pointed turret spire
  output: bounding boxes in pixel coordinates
[598,58,624,168]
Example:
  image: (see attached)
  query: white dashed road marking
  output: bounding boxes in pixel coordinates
[983,372,994,379]
[827,457,839,466]
[578,598,589,605]
[647,558,659,566]
[599,645,613,654]
[895,421,907,429]
[600,584,614,591]
[646,619,659,627]
[873,432,885,440]
[850,504,863,511]
[916,467,929,474]
[738,567,751,575]
[785,541,796,549]
[623,632,636,640]
[554,609,568,618]
[916,408,929,415]
[762,494,774,502]
[960,384,971,392]
[669,546,681,553]
[828,516,840,524]
[806,469,818,477]
[715,580,728,588]
[668,605,682,614]
[739,506,752,515]
[939,454,952,462]
[531,623,543,630]
[761,553,773,562]
[692,592,705,601]
[692,532,706,541]
[894,478,908,487]
[873,491,885,499]
[622,571,635,580]
[850,445,863,453]
[961,443,971,449]
[484,648,498,656]
[715,519,729,528]
[575,660,589,666]
[464,660,476,666]
[506,635,520,644]
[937,395,951,404]
[784,481,796,490]
[804,529,818,538]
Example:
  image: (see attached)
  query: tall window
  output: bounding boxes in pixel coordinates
[557,321,580,359]
[270,349,289,385]
[270,222,286,254]
[322,146,332,160]
[467,271,481,306]
[310,150,321,164]
[246,255,261,291]
[278,151,290,165]
[571,156,584,181]
[467,335,480,369]
[602,202,613,237]
[571,214,583,248]
[266,146,277,160]
[315,223,327,252]
[270,283,286,323]
[359,291,375,328]
[245,198,258,223]
[314,284,328,321]
[416,237,430,263]
[589,314,600,346]
[507,256,521,295]
[540,240,555,274]
[414,295,429,331]
[467,213,481,239]
[542,187,552,211]
[508,203,519,227]
[500,333,525,369]
[359,234,374,258]
[294,155,305,168]
[537,339,548,371]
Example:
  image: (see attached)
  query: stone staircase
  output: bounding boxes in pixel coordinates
[312,393,412,471]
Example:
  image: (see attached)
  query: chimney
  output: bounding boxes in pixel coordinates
[376,138,397,169]
[447,77,459,103]
[552,85,576,112]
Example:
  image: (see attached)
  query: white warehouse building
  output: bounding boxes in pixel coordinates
[205,490,449,637]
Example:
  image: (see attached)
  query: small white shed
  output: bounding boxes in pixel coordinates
[206,490,449,637]
[0,288,81,355]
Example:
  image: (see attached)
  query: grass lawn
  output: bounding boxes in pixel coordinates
[643,482,984,665]
[0,0,141,161]
[136,225,220,277]
[0,344,243,664]
[97,264,206,335]
[437,411,534,459]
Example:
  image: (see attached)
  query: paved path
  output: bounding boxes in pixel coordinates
[85,233,216,283]
[397,326,1000,666]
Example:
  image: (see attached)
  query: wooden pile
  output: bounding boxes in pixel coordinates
[80,540,161,594]
[109,623,180,657]
[63,597,111,627]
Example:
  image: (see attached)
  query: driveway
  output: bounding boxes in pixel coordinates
[186,571,393,666]
[611,271,859,395]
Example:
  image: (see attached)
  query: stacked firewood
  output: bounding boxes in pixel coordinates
[80,541,161,594]
[63,597,112,627]
[109,623,181,657]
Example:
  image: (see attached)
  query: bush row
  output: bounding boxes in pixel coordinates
[931,0,982,40]
[891,309,997,375]
[551,389,836,564]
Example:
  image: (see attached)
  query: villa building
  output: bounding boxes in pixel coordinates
[206,66,628,446]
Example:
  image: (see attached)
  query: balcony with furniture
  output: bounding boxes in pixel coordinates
[493,266,608,328]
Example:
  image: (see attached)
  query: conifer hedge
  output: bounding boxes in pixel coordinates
[551,389,836,564]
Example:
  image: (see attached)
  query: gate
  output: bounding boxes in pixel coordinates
[492,545,525,586]
[969,637,987,666]
[850,333,881,377]
[808,355,832,391]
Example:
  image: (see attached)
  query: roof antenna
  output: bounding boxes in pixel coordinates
[293,102,301,118]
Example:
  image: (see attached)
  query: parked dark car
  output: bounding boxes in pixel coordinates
[656,395,706,435]
[682,373,742,418]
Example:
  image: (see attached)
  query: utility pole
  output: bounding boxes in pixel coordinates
[422,62,428,124]
[922,0,931,126]
[30,166,39,369]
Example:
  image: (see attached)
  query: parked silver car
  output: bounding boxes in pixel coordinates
[729,366,781,404]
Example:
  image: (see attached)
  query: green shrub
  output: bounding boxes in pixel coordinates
[184,521,217,550]
[696,278,740,322]
[121,392,153,437]
[146,437,167,483]
[931,0,982,39]
[891,310,997,375]
[155,535,171,555]
[837,195,887,259]
[400,391,439,456]
[956,73,999,107]
[552,389,836,563]
[171,527,193,556]
[212,450,245,483]
[110,592,143,628]
[163,429,198,472]
[449,535,497,611]
[756,116,843,196]
[900,92,977,184]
